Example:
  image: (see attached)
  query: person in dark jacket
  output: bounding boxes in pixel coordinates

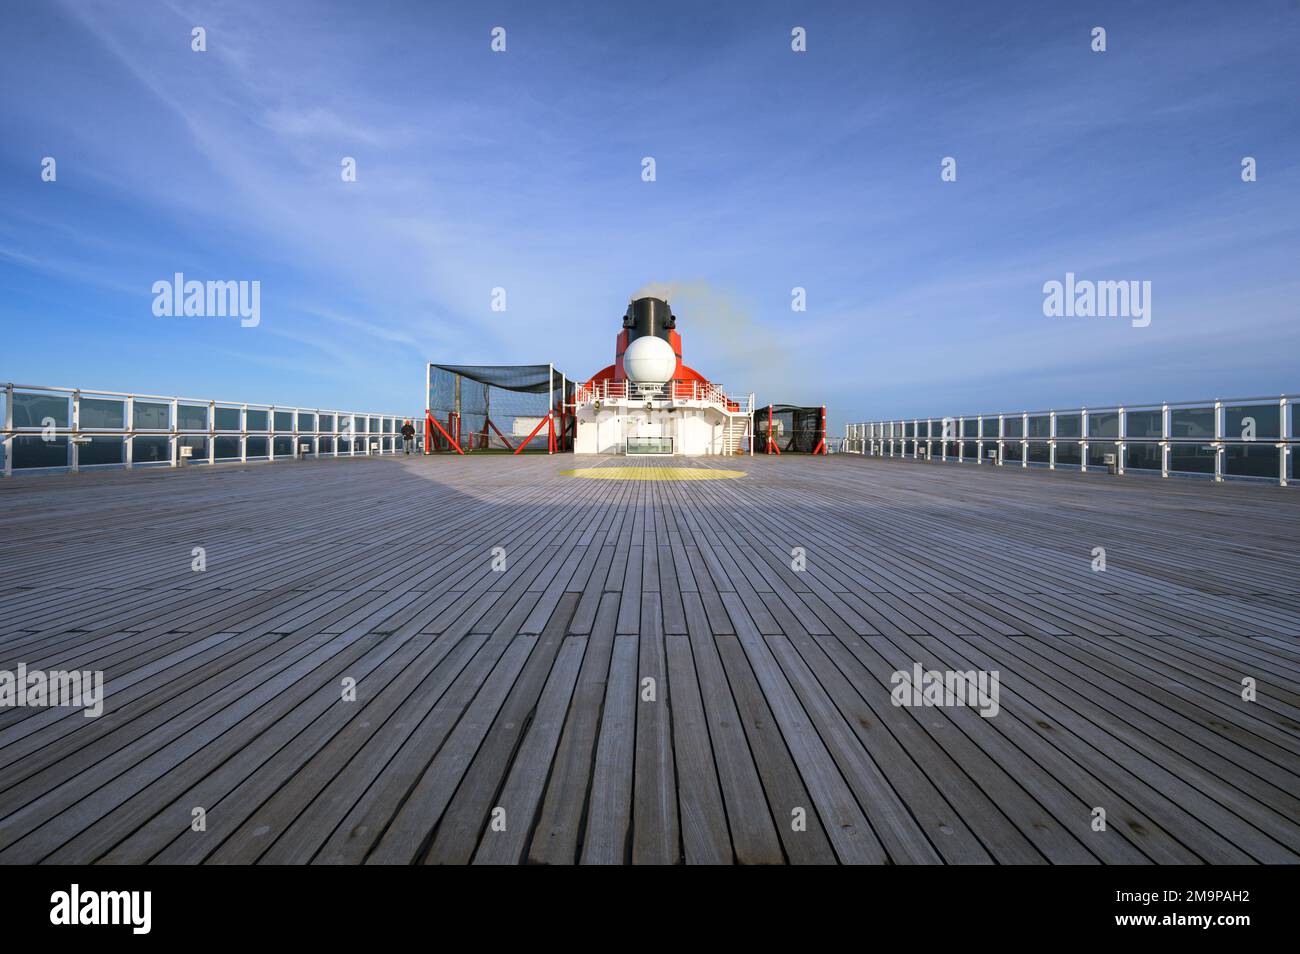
[400,419,417,454]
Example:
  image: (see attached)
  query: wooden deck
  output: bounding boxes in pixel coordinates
[1,453,1298,865]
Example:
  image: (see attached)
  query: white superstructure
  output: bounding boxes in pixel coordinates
[573,378,753,456]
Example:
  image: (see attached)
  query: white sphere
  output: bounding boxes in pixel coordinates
[623,335,676,384]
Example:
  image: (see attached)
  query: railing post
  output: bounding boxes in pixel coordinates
[1213,399,1224,482]
[70,389,80,473]
[170,397,179,467]
[1281,396,1289,487]
[1116,406,1125,475]
[1161,402,1170,478]
[124,394,134,470]
[1080,407,1088,473]
[1048,410,1056,470]
[2,383,11,478]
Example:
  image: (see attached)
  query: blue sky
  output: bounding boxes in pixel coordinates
[2,0,1298,429]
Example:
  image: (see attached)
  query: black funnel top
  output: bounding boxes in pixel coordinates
[623,297,676,342]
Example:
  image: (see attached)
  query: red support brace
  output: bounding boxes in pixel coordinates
[515,412,551,455]
[812,404,828,455]
[486,417,514,452]
[426,410,464,454]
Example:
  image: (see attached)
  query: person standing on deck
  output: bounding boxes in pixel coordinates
[400,419,417,454]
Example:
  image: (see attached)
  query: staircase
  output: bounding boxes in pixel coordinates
[722,412,749,455]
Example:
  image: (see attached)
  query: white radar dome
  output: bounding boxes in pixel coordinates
[623,335,676,385]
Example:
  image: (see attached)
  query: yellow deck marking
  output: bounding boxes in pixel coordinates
[560,467,746,481]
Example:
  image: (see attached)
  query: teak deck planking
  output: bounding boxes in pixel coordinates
[0,452,1297,864]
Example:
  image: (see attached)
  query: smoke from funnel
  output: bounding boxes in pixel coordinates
[631,279,789,398]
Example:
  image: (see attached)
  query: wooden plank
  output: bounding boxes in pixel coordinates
[580,633,638,864]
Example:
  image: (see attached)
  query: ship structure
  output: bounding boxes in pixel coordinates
[573,296,753,455]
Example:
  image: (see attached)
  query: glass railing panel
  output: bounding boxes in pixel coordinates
[1223,403,1279,442]
[1170,407,1215,440]
[132,435,170,463]
[1056,442,1082,467]
[81,436,124,466]
[1223,444,1277,479]
[1126,442,1162,472]
[214,406,242,431]
[81,397,125,429]
[12,435,68,468]
[177,404,208,431]
[14,392,70,428]
[1088,411,1119,438]
[1086,442,1119,468]
[177,436,208,461]
[1126,409,1162,439]
[1169,442,1216,474]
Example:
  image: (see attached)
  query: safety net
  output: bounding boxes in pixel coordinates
[427,364,575,451]
[753,404,825,454]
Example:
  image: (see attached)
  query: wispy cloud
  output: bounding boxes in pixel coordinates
[2,0,1297,425]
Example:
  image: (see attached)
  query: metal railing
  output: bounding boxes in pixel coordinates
[574,378,753,415]
[845,394,1297,486]
[1,383,424,477]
